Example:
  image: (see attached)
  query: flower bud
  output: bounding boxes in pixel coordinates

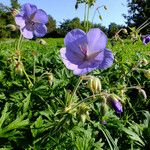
[77,103,90,123]
[12,8,19,17]
[107,94,123,113]
[88,77,101,94]
[15,61,23,76]
[6,24,17,31]
[104,5,108,10]
[48,73,54,86]
[99,15,102,20]
[38,39,47,45]
[143,69,150,79]
[122,29,128,34]
[141,58,148,66]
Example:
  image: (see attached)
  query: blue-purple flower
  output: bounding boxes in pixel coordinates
[15,3,48,39]
[143,35,150,45]
[60,28,114,75]
[107,95,123,114]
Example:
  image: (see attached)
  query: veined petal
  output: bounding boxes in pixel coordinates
[64,29,86,45]
[60,48,78,70]
[34,24,47,37]
[64,29,87,56]
[87,28,107,56]
[99,48,114,69]
[21,3,37,17]
[21,27,33,39]
[15,15,25,28]
[73,61,99,75]
[33,9,48,24]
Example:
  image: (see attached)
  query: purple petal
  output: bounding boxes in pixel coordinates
[113,101,123,113]
[87,28,107,56]
[143,35,150,45]
[21,27,33,39]
[98,48,114,69]
[64,29,86,56]
[60,48,78,70]
[33,9,48,24]
[64,29,86,45]
[21,3,37,18]
[33,24,47,37]
[73,59,101,75]
[15,15,25,28]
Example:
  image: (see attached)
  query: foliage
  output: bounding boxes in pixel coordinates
[0,38,149,149]
[124,0,150,34]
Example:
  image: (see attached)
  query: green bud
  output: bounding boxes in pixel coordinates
[38,39,47,45]
[104,5,108,10]
[6,24,17,31]
[144,69,150,79]
[15,61,23,76]
[88,77,101,94]
[12,8,19,17]
[99,15,102,20]
[48,73,54,86]
[141,58,148,66]
[122,29,128,34]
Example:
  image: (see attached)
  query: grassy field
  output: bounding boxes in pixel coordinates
[0,38,150,149]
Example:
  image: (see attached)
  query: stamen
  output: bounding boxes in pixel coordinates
[79,43,88,56]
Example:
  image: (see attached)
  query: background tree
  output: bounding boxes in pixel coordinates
[108,23,123,38]
[10,0,20,9]
[124,0,150,34]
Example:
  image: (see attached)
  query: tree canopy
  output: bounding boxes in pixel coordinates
[124,0,150,34]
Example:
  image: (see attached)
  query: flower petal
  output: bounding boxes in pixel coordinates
[73,61,99,75]
[34,24,47,37]
[60,48,78,70]
[21,3,37,18]
[99,48,114,69]
[33,9,48,24]
[143,35,150,45]
[64,29,87,56]
[87,28,107,55]
[21,27,33,39]
[15,15,25,28]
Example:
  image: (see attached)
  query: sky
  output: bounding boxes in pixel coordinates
[0,0,128,27]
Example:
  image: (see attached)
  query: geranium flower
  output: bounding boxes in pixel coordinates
[15,3,48,39]
[143,35,150,45]
[60,28,114,75]
[107,94,123,114]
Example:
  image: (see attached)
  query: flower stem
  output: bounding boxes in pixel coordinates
[70,77,83,102]
[22,67,33,87]
[84,3,87,28]
[33,55,36,84]
[86,5,90,32]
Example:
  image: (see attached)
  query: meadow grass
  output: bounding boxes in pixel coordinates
[0,38,149,149]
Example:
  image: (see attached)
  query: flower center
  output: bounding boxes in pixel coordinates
[79,43,101,61]
[79,43,88,56]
